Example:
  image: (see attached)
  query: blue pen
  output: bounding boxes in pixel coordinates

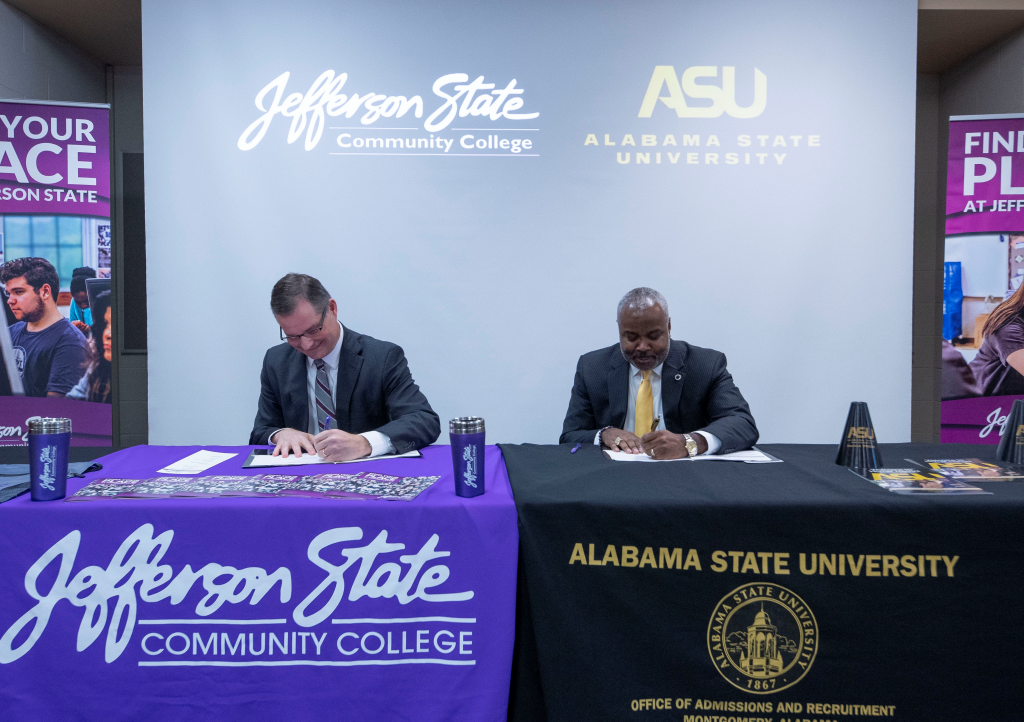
[323,415,333,431]
[570,443,582,454]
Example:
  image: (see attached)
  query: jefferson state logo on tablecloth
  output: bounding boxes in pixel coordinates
[706,583,818,694]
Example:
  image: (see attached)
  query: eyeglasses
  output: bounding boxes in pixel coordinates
[280,304,328,341]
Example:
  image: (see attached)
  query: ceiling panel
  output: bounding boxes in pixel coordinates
[6,0,141,66]
[6,1,1024,76]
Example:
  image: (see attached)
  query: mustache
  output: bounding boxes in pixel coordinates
[621,349,668,367]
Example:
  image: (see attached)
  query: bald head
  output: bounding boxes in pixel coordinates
[617,287,669,319]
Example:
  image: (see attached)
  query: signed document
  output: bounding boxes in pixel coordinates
[605,448,781,464]
[243,449,422,468]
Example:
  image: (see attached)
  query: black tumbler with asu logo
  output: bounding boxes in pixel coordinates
[835,401,882,471]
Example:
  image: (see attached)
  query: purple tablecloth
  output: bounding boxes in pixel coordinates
[0,445,518,722]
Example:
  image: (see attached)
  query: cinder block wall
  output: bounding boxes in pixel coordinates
[0,1,104,103]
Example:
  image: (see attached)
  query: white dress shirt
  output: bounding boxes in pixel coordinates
[594,362,721,454]
[269,327,395,457]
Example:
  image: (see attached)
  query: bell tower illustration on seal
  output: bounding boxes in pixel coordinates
[739,605,784,677]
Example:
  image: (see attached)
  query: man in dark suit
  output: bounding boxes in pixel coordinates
[560,287,757,459]
[250,273,440,460]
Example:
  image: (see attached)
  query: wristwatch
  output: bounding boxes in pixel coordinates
[683,433,699,457]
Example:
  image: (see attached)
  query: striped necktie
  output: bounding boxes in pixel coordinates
[314,359,335,431]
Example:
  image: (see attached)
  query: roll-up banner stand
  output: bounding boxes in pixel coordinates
[943,113,1024,444]
[0,100,112,447]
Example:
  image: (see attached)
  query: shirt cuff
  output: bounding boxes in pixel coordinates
[693,430,721,455]
[361,431,396,458]
[268,428,283,445]
[594,430,603,445]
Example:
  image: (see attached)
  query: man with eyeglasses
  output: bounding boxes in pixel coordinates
[250,273,440,460]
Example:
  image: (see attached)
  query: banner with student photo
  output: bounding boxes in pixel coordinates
[942,113,1024,444]
[0,99,112,446]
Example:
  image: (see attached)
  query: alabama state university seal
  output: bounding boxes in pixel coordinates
[707,582,818,694]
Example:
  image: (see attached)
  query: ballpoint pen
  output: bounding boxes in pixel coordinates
[318,416,333,458]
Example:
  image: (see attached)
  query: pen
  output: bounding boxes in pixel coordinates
[318,416,333,459]
[570,443,582,454]
[651,417,660,434]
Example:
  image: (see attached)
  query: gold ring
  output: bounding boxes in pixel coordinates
[650,448,656,457]
[614,436,622,448]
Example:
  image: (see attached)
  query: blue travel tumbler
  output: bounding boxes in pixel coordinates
[28,417,71,501]
[450,417,485,498]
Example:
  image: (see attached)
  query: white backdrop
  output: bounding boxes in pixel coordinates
[142,0,917,446]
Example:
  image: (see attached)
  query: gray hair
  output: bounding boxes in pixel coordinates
[270,273,331,317]
[617,287,669,318]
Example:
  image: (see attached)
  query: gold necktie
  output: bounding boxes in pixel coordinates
[634,370,653,435]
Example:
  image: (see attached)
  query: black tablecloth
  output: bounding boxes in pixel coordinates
[501,443,1024,722]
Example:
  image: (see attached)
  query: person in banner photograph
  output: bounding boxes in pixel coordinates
[0,257,87,397]
[560,287,758,458]
[942,233,1024,401]
[251,273,440,460]
[69,266,97,333]
[66,290,112,404]
[969,284,1024,397]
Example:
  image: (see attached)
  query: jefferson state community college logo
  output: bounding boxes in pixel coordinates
[707,582,818,694]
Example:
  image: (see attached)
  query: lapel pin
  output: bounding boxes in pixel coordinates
[675,374,682,380]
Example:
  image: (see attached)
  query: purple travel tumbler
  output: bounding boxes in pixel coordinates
[450,417,485,498]
[28,417,71,501]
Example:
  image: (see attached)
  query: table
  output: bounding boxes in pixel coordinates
[501,442,1024,722]
[0,445,518,722]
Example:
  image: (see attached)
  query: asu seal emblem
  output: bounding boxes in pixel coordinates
[706,582,818,694]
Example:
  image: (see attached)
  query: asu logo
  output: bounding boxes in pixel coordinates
[707,583,818,694]
[846,426,875,440]
[638,66,767,119]
[869,470,940,482]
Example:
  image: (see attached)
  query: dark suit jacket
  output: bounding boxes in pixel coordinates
[559,340,758,453]
[249,326,440,452]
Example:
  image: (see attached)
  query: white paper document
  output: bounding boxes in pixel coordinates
[243,449,422,468]
[156,450,239,475]
[690,449,782,463]
[605,448,781,464]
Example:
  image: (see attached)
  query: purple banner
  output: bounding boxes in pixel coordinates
[943,115,1024,443]
[946,116,1024,235]
[0,444,518,721]
[0,101,110,217]
[0,397,111,446]
[940,394,1017,444]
